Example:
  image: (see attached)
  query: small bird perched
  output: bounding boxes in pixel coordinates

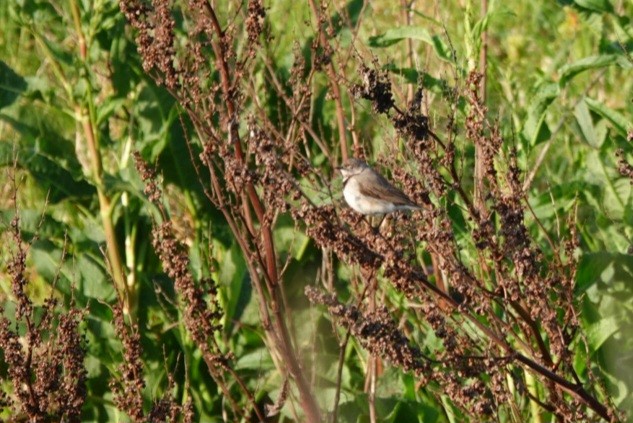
[338,158,420,215]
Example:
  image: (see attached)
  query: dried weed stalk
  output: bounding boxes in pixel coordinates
[120,0,619,421]
[0,203,87,422]
[109,297,195,422]
[134,152,265,421]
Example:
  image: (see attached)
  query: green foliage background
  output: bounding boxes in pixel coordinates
[0,0,631,421]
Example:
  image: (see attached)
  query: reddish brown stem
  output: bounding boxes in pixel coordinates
[200,4,321,421]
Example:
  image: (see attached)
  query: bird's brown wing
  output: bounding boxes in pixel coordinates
[359,169,419,208]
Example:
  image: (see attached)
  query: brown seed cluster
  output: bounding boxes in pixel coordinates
[108,297,195,422]
[0,215,87,422]
[152,222,227,368]
[133,154,228,369]
[351,64,395,114]
[109,302,145,422]
[119,0,180,90]
[245,0,266,47]
[306,287,428,375]
[616,135,633,182]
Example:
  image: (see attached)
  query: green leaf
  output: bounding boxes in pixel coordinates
[471,7,492,43]
[559,54,620,87]
[604,178,631,220]
[0,61,27,110]
[369,26,433,47]
[368,27,452,62]
[38,33,74,67]
[234,347,274,371]
[584,97,632,136]
[330,0,364,33]
[274,214,310,260]
[0,141,94,203]
[96,97,127,127]
[586,316,619,351]
[133,85,177,161]
[0,209,66,241]
[22,75,55,103]
[521,81,559,146]
[218,241,251,335]
[576,252,633,293]
[573,0,614,13]
[574,98,601,148]
[382,65,449,93]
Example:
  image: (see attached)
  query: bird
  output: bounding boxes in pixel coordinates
[338,158,420,215]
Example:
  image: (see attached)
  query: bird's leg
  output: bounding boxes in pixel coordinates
[360,215,372,230]
[365,215,380,233]
[376,214,388,234]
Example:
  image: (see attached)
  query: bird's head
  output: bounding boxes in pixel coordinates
[337,158,369,182]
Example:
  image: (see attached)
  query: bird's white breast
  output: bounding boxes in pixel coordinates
[343,178,398,215]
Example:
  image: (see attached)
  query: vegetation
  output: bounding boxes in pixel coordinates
[0,0,631,421]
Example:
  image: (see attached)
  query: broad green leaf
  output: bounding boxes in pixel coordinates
[37,32,74,67]
[0,209,66,241]
[274,214,309,260]
[218,241,251,335]
[22,75,56,103]
[330,0,364,33]
[604,178,631,220]
[576,252,633,293]
[0,141,95,203]
[521,81,559,145]
[528,181,586,220]
[587,316,619,351]
[369,26,434,47]
[0,61,27,110]
[29,238,113,301]
[132,84,177,161]
[96,97,127,127]
[574,98,601,148]
[613,15,633,45]
[584,97,632,136]
[382,65,449,94]
[368,27,452,62]
[559,54,619,87]
[573,0,614,13]
[234,347,274,370]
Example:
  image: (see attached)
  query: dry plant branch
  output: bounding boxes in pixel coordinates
[0,173,87,423]
[120,0,323,420]
[119,0,620,420]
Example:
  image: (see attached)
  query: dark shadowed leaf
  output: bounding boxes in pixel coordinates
[0,61,27,110]
[573,0,614,13]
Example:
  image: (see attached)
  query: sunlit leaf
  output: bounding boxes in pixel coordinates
[574,98,601,148]
[368,27,453,62]
[584,97,631,136]
[521,81,559,145]
[559,54,622,86]
[587,316,619,351]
